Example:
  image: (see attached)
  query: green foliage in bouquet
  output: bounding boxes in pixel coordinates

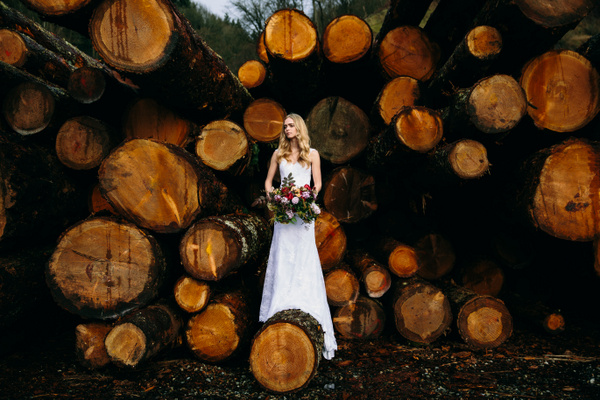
[267,173,321,224]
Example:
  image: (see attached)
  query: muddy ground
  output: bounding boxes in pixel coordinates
[0,307,598,400]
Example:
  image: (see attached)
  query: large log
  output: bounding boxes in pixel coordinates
[185,290,252,363]
[372,76,421,127]
[519,50,600,133]
[323,265,360,307]
[306,96,371,164]
[250,309,324,393]
[195,120,252,175]
[89,0,252,124]
[332,295,385,340]
[242,97,286,143]
[55,116,116,170]
[179,213,271,281]
[46,216,166,320]
[322,166,377,224]
[314,210,347,271]
[19,0,103,35]
[105,302,182,368]
[391,278,452,344]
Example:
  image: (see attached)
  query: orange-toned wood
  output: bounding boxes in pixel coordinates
[374,76,421,126]
[264,9,319,62]
[322,15,372,64]
[88,183,116,215]
[238,60,267,89]
[324,266,360,307]
[374,237,420,278]
[243,98,286,143]
[257,31,269,63]
[332,296,385,340]
[323,166,377,224]
[55,116,114,170]
[195,120,251,175]
[75,322,112,369]
[520,50,600,132]
[314,211,347,271]
[346,249,392,299]
[173,275,211,313]
[428,139,489,181]
[466,25,502,59]
[0,28,27,66]
[414,233,456,280]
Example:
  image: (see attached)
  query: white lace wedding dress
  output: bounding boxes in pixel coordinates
[259,150,337,360]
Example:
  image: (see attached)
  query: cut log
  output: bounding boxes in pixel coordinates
[459,257,505,297]
[2,80,55,135]
[324,266,360,307]
[55,116,115,170]
[237,59,267,89]
[322,15,372,64]
[185,290,251,363]
[173,275,211,314]
[322,166,377,224]
[257,31,269,64]
[377,26,440,81]
[263,9,322,113]
[392,279,452,344]
[444,284,513,350]
[424,139,490,185]
[195,120,251,175]
[372,237,420,278]
[123,98,194,147]
[520,137,600,241]
[504,293,566,335]
[250,309,324,393]
[46,216,166,320]
[75,322,113,369]
[314,210,347,271]
[89,0,252,123]
[306,96,371,164]
[373,76,421,127]
[105,302,182,368]
[332,296,385,340]
[519,50,600,132]
[242,98,286,143]
[414,233,456,280]
[346,249,392,298]
[443,74,527,137]
[375,0,435,44]
[179,213,271,281]
[366,106,443,171]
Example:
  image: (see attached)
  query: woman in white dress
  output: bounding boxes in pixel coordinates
[259,113,337,360]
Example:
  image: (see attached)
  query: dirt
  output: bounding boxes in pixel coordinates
[0,309,598,400]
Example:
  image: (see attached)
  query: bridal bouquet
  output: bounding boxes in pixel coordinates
[267,173,321,224]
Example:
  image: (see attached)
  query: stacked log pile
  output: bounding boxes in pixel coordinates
[2,0,600,394]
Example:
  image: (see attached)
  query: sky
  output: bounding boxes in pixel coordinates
[193,0,231,18]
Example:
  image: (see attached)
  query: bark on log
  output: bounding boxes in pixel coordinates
[257,30,269,64]
[414,233,456,280]
[332,295,385,340]
[105,302,182,368]
[250,309,324,393]
[89,0,252,124]
[391,278,452,344]
[372,76,421,127]
[46,216,166,320]
[242,98,286,143]
[19,0,103,35]
[376,26,440,81]
[306,96,371,164]
[519,50,600,133]
[322,166,377,224]
[324,265,360,307]
[444,284,513,350]
[314,210,347,271]
[179,213,271,281]
[55,116,115,170]
[185,290,252,363]
[372,236,420,278]
[173,275,211,314]
[123,98,195,147]
[520,137,600,241]
[346,249,392,298]
[75,322,113,369]
[195,120,252,175]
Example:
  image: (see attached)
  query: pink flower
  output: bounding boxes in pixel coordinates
[301,191,311,199]
[281,197,289,204]
[286,210,294,219]
[311,203,321,215]
[292,197,299,204]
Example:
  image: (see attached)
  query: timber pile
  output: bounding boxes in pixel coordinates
[2,0,600,394]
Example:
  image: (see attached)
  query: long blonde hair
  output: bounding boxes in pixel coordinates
[277,113,311,167]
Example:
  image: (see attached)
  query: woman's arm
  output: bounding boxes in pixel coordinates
[310,149,322,195]
[264,150,279,197]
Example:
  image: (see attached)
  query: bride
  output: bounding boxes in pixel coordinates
[259,113,337,360]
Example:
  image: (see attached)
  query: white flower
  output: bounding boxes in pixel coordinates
[292,197,299,204]
[311,203,321,214]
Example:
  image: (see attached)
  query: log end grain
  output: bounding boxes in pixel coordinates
[243,98,286,143]
[466,26,502,60]
[332,296,385,340]
[388,243,420,278]
[324,268,360,306]
[265,9,318,62]
[2,81,55,135]
[0,29,27,67]
[515,0,596,28]
[394,106,443,152]
[448,139,489,179]
[315,211,347,271]
[195,120,249,173]
[75,322,112,369]
[323,166,377,224]
[415,233,456,280]
[238,60,267,89]
[55,116,113,170]
[377,76,421,126]
[173,275,211,313]
[185,304,240,362]
[68,66,107,104]
[322,15,372,64]
[457,295,513,349]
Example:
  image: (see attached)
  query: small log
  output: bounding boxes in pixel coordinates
[414,233,456,280]
[89,0,252,123]
[195,120,251,175]
[250,309,324,393]
[314,210,347,271]
[372,76,421,127]
[424,139,490,186]
[346,249,392,298]
[46,216,166,320]
[179,213,271,281]
[519,50,600,132]
[55,116,115,170]
[377,26,440,81]
[444,284,513,350]
[75,322,113,369]
[504,293,566,335]
[322,166,377,224]
[324,266,360,307]
[185,290,251,363]
[173,275,211,314]
[392,278,452,344]
[459,257,505,297]
[332,296,385,340]
[306,96,371,164]
[105,302,182,368]
[372,237,420,278]
[238,59,267,90]
[242,98,287,143]
[2,80,55,136]
[123,98,195,147]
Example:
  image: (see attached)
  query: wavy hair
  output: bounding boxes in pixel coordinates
[277,113,311,167]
